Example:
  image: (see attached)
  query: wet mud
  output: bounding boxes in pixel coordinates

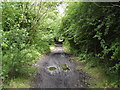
[31,44,90,88]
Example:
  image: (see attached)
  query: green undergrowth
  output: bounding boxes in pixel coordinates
[64,40,120,88]
[3,45,53,88]
[3,66,39,88]
[2,2,58,88]
[4,77,30,88]
[3,53,42,88]
[75,59,120,88]
[49,44,55,52]
[63,40,71,53]
[59,2,120,88]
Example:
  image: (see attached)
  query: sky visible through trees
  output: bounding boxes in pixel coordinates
[1,1,120,88]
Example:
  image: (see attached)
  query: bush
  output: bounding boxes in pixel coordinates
[2,2,57,84]
[60,2,120,87]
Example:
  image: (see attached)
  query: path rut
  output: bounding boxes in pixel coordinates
[31,44,90,88]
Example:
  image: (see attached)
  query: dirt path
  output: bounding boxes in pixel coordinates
[31,44,90,88]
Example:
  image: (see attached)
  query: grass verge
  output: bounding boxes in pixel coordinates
[4,77,30,88]
[75,60,114,88]
[3,53,42,88]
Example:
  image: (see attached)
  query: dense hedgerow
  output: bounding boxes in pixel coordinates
[2,2,57,83]
[60,2,120,87]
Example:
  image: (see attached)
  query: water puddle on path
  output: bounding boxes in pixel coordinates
[46,65,59,74]
[47,66,57,71]
[60,64,70,70]
[46,64,70,75]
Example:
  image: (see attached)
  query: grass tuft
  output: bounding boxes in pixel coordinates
[4,77,30,88]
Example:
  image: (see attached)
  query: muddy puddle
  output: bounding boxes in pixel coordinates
[31,44,90,88]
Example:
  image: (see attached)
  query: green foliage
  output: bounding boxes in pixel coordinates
[2,2,58,84]
[60,2,120,87]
